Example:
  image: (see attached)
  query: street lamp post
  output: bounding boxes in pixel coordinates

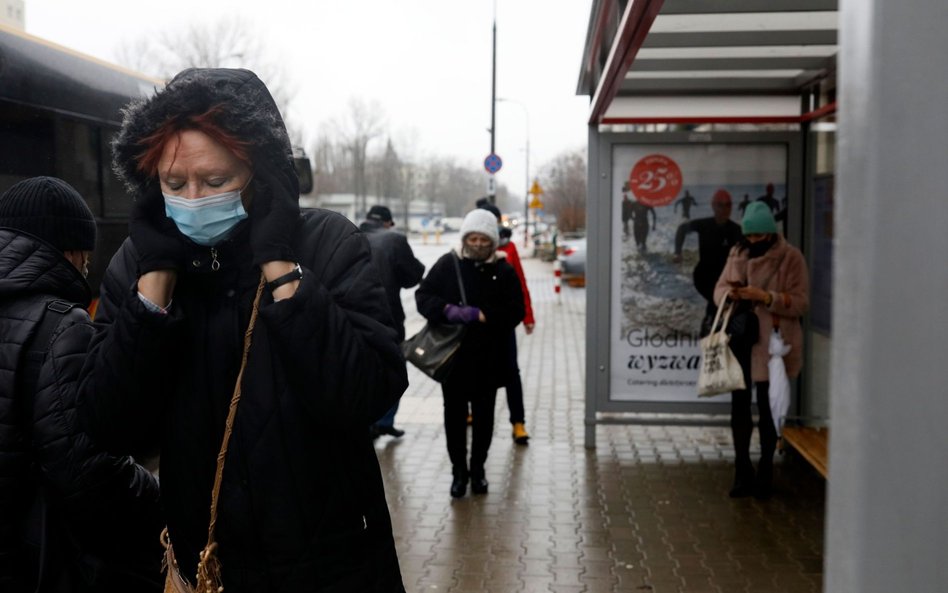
[498,97,530,248]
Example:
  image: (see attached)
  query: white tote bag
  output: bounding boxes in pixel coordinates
[697,299,747,397]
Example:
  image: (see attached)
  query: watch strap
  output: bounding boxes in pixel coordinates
[266,264,302,292]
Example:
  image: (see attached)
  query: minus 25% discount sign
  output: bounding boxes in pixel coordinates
[628,154,682,207]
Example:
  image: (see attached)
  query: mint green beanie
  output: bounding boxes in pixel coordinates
[741,201,777,234]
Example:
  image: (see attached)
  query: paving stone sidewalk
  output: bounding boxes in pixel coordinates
[376,254,825,593]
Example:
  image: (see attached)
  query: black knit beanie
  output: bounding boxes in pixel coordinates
[0,176,96,251]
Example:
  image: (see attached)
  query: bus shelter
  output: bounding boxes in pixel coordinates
[577,1,839,444]
[578,1,948,591]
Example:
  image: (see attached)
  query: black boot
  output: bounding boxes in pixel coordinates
[729,461,755,498]
[450,467,468,498]
[754,458,773,501]
[470,467,488,495]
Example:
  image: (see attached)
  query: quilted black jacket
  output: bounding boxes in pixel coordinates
[0,229,163,592]
[80,210,408,592]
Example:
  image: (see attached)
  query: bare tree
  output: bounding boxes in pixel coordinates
[310,132,350,196]
[329,98,385,217]
[308,116,510,221]
[539,148,587,232]
[374,138,402,206]
[115,17,299,142]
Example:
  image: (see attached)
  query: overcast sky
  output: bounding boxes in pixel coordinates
[25,0,593,200]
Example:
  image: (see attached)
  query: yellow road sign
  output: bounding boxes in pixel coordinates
[528,180,544,196]
[529,197,544,209]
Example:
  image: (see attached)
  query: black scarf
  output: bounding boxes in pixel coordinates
[744,235,777,259]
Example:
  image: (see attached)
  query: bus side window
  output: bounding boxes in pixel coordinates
[101,129,131,218]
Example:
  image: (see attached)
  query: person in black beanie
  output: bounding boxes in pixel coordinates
[79,69,407,592]
[0,176,164,591]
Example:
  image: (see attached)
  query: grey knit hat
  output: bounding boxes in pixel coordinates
[0,176,96,251]
[460,208,499,246]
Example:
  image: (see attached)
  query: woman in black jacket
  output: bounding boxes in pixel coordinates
[415,209,525,498]
[79,69,408,592]
[0,177,162,592]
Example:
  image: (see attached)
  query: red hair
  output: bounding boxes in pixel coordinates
[134,106,253,178]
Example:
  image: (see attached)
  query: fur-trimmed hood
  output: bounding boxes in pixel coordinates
[111,68,293,196]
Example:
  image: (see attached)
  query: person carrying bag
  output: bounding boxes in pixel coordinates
[713,202,809,500]
[414,209,524,499]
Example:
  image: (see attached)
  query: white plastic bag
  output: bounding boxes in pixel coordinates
[767,330,792,435]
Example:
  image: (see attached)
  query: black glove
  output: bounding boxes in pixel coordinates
[250,152,301,266]
[128,184,190,275]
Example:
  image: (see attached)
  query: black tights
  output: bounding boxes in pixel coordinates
[504,330,525,425]
[731,381,777,483]
[442,381,497,479]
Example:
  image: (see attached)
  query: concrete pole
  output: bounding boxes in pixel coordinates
[827,1,948,591]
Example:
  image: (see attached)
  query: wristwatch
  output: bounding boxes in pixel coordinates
[267,263,303,292]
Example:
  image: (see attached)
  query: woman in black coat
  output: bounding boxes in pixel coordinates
[79,69,408,592]
[0,178,163,592]
[415,209,524,498]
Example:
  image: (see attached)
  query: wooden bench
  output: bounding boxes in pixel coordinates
[780,425,829,479]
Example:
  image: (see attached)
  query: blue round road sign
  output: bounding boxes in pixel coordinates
[484,153,503,174]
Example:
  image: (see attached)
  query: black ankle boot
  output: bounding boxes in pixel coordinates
[754,459,773,500]
[469,466,488,495]
[471,477,489,495]
[729,462,755,498]
[450,468,468,498]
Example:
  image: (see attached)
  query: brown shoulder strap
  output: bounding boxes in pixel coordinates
[197,273,267,593]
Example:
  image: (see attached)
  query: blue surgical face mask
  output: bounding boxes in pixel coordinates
[163,187,248,246]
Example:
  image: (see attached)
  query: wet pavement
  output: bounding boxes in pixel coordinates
[377,237,826,593]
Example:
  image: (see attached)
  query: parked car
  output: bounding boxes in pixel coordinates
[557,237,586,287]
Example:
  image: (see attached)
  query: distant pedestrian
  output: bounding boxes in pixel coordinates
[672,188,743,328]
[674,190,698,219]
[361,205,425,439]
[0,177,163,592]
[416,209,524,498]
[478,203,536,445]
[714,202,809,500]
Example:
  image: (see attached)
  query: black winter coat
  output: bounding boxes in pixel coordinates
[359,221,425,341]
[80,210,408,592]
[415,251,524,389]
[0,229,163,592]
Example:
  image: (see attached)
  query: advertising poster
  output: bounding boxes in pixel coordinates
[610,143,788,402]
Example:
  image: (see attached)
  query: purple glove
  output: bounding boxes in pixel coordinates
[443,304,481,324]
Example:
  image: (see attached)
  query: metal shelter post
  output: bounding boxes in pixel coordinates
[826,0,948,591]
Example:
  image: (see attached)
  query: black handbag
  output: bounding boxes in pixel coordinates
[402,254,468,382]
[725,299,759,348]
[700,299,757,345]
